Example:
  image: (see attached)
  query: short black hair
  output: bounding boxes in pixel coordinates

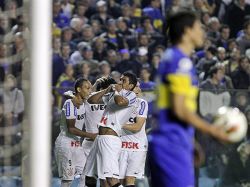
[168,11,198,45]
[209,65,222,77]
[96,77,116,91]
[220,24,230,32]
[123,71,137,90]
[74,77,88,93]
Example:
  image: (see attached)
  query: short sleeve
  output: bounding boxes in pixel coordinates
[120,90,137,106]
[137,100,148,118]
[62,99,77,119]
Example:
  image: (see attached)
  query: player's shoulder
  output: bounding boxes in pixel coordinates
[120,89,136,97]
[63,99,73,107]
[160,47,193,74]
[137,97,148,105]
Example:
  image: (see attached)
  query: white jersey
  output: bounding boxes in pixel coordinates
[99,89,137,136]
[59,99,85,141]
[84,98,106,133]
[121,98,148,151]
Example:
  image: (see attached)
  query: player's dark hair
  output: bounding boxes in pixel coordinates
[123,71,137,90]
[96,77,116,91]
[74,77,88,93]
[168,11,198,45]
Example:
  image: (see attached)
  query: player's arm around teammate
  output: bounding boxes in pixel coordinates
[120,83,148,187]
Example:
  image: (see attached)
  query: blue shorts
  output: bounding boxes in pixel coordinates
[148,126,194,187]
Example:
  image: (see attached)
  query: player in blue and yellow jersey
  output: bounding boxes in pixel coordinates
[148,11,230,187]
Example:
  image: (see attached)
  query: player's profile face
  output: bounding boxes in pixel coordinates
[79,81,92,99]
[190,20,204,48]
[119,75,131,90]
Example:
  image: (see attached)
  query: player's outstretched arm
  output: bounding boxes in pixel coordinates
[67,119,97,140]
[122,116,146,133]
[171,93,230,142]
[88,85,112,104]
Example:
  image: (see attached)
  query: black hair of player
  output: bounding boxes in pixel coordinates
[168,11,198,45]
[74,77,88,93]
[123,71,137,90]
[96,77,116,91]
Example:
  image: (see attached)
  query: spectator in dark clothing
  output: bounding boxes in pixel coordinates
[225,0,250,37]
[216,24,230,49]
[150,52,161,81]
[100,19,126,50]
[220,141,250,187]
[237,20,250,54]
[107,0,122,18]
[230,56,250,89]
[52,42,72,86]
[61,27,76,51]
[92,36,107,62]
[91,0,112,28]
[70,17,83,41]
[105,49,119,71]
[116,49,140,75]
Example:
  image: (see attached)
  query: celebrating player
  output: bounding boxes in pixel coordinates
[119,81,149,187]
[54,78,96,187]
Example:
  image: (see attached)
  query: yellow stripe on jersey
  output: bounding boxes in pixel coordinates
[157,74,199,112]
[157,83,170,109]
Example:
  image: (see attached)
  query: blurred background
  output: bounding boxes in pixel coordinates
[1,0,250,186]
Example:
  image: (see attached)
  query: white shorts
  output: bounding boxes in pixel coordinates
[78,139,95,187]
[119,150,147,179]
[55,135,86,180]
[85,135,122,180]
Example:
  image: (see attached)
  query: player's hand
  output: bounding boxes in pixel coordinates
[89,133,98,140]
[194,140,205,168]
[209,125,230,143]
[96,77,107,85]
[113,84,122,92]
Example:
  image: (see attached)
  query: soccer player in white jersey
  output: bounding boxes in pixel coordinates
[85,72,138,187]
[77,77,116,187]
[54,78,97,187]
[119,82,148,187]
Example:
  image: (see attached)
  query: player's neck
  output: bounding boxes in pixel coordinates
[72,95,83,108]
[176,42,194,56]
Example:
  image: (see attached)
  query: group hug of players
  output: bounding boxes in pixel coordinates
[54,71,148,187]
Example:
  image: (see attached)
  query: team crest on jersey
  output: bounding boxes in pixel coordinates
[67,167,74,176]
[177,58,192,73]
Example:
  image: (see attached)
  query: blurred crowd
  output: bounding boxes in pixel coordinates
[0,0,250,186]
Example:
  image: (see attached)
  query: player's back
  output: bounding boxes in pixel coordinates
[156,47,198,140]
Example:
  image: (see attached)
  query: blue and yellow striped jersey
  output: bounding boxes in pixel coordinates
[157,47,198,133]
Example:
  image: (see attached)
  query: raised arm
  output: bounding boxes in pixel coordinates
[88,85,112,104]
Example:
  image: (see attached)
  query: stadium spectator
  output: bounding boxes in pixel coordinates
[55,64,75,108]
[230,56,250,89]
[100,18,126,50]
[216,24,231,49]
[92,36,107,62]
[91,0,112,27]
[237,20,250,54]
[98,60,111,78]
[53,0,70,28]
[225,0,250,37]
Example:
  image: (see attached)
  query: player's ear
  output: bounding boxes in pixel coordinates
[77,87,81,93]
